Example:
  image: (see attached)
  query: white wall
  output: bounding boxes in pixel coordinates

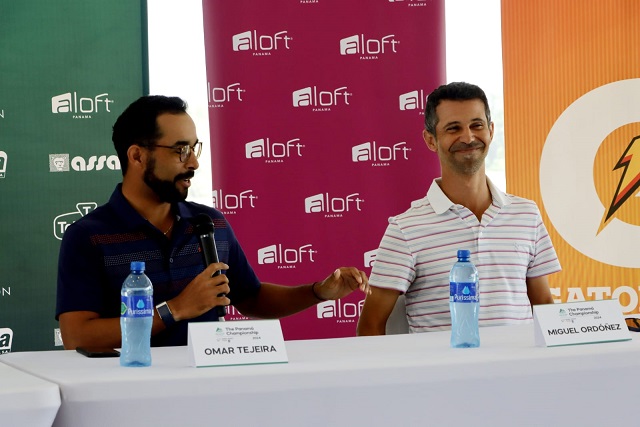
[147,0,505,203]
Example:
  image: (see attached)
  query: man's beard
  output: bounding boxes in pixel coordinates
[446,140,488,175]
[143,156,193,203]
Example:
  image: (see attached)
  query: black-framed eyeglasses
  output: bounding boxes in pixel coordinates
[147,141,203,163]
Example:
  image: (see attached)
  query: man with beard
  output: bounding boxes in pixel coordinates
[357,82,560,336]
[56,95,370,349]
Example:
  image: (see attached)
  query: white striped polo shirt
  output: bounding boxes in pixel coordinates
[369,178,561,332]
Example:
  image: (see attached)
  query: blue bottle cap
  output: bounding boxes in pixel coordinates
[130,261,145,272]
[457,249,470,258]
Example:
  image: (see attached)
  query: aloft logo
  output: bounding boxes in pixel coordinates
[232,30,292,55]
[304,192,364,217]
[49,154,120,172]
[352,141,410,166]
[257,243,317,268]
[0,151,6,178]
[292,86,352,111]
[212,189,257,215]
[363,249,377,268]
[207,82,245,108]
[339,34,399,59]
[316,299,364,323]
[53,202,98,240]
[0,328,13,354]
[399,89,427,113]
[245,137,304,163]
[540,79,640,268]
[389,0,428,6]
[51,92,114,118]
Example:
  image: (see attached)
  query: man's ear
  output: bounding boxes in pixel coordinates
[127,144,145,169]
[423,129,437,152]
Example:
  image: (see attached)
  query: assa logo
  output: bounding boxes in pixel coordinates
[54,202,98,240]
[317,300,364,323]
[363,249,377,268]
[49,154,121,172]
[257,243,317,268]
[352,141,410,166]
[0,150,6,178]
[207,82,245,107]
[212,189,257,214]
[245,138,304,163]
[0,328,13,354]
[304,192,364,217]
[293,86,352,111]
[51,92,114,118]
[399,90,427,112]
[340,34,399,59]
[232,30,292,55]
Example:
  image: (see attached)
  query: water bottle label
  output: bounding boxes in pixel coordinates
[449,282,479,303]
[120,295,154,318]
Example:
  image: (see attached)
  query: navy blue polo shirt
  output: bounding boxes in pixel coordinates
[56,184,261,347]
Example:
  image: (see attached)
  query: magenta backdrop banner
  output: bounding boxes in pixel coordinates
[202,0,445,340]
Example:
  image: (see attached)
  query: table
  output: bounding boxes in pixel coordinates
[0,359,60,427]
[0,324,637,427]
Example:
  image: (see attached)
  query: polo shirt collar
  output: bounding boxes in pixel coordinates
[109,183,190,230]
[424,177,510,215]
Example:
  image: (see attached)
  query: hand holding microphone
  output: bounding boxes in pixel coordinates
[192,213,227,319]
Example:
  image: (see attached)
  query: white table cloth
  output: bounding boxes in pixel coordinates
[0,359,60,427]
[0,324,637,427]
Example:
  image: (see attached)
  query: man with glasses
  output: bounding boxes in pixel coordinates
[56,95,370,349]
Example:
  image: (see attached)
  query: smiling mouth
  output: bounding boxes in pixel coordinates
[451,142,485,153]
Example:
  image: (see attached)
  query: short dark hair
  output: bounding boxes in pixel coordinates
[424,82,491,136]
[112,95,187,174]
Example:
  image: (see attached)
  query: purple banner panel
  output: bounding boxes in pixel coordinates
[202,0,445,340]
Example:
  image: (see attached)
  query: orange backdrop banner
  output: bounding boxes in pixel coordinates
[501,0,640,312]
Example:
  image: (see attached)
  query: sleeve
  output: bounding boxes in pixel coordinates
[222,219,261,304]
[55,220,107,319]
[527,206,562,278]
[368,218,416,294]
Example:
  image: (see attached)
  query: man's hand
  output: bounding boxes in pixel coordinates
[168,262,231,321]
[313,267,370,301]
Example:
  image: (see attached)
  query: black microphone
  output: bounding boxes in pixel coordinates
[192,213,226,318]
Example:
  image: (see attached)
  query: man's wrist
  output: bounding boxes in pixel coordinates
[156,301,176,327]
[311,281,327,302]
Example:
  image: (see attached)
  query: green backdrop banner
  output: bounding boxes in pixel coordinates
[0,1,148,351]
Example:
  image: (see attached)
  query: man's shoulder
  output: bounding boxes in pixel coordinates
[178,201,226,221]
[501,192,541,213]
[388,194,434,223]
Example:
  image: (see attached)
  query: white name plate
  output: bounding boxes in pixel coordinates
[533,299,631,347]
[188,319,288,367]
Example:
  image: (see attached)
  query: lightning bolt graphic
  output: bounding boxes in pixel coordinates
[603,135,640,224]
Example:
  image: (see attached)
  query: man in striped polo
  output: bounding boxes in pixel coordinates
[357,82,560,335]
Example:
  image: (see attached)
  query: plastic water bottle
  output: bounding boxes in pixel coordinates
[449,249,480,348]
[120,261,153,367]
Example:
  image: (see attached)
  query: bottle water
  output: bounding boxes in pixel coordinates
[449,249,480,348]
[120,261,153,367]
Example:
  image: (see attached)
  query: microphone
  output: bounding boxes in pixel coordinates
[192,213,226,319]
